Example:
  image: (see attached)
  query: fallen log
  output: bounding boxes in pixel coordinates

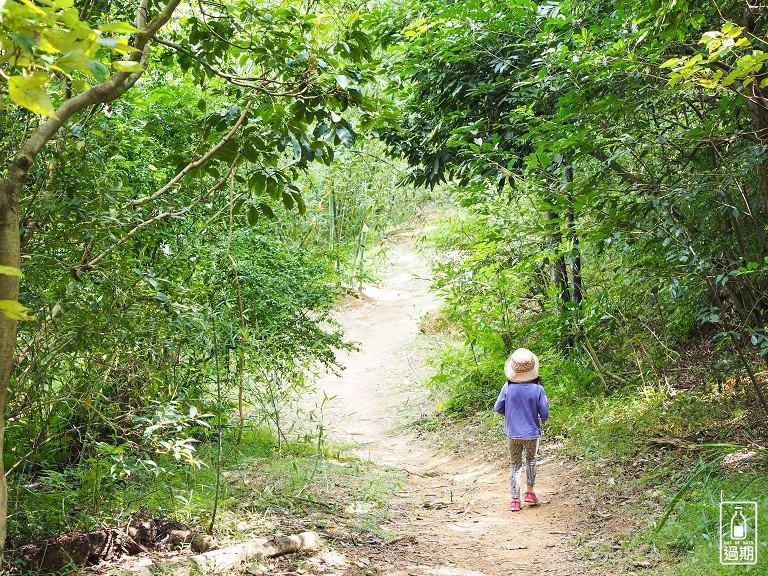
[117,531,320,575]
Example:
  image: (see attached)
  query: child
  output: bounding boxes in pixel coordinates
[494,348,549,511]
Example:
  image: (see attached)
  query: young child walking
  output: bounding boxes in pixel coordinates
[494,348,549,511]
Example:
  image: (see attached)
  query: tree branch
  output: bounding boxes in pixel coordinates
[587,149,648,186]
[128,100,252,208]
[9,0,183,186]
[154,38,313,97]
[82,157,241,270]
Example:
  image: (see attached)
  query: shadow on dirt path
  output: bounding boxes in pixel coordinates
[313,231,593,576]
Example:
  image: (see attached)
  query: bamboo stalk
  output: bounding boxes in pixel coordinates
[354,222,369,293]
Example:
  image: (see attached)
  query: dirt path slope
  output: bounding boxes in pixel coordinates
[313,231,591,576]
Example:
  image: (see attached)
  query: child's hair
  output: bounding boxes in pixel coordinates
[508,376,543,384]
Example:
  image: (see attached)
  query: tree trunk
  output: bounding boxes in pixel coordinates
[544,206,571,351]
[544,210,570,306]
[744,6,768,214]
[564,164,583,305]
[116,532,319,576]
[0,174,22,564]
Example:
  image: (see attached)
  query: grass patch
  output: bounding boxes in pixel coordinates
[550,377,768,575]
[617,462,768,575]
[9,425,403,551]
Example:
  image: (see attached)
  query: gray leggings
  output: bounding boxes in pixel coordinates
[507,437,539,499]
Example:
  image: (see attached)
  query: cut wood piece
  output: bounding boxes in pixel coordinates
[384,535,415,545]
[116,531,320,575]
[191,533,219,553]
[191,532,318,572]
[153,528,218,552]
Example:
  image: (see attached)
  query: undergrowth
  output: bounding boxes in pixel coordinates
[9,425,400,555]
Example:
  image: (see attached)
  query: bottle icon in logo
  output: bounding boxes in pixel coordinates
[731,506,747,540]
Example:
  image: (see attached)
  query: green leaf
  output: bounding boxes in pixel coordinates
[0,266,22,277]
[295,192,306,215]
[56,50,90,73]
[97,22,139,33]
[266,178,281,200]
[0,300,35,321]
[336,126,354,147]
[259,203,276,219]
[112,60,143,72]
[334,74,350,89]
[242,142,262,163]
[250,173,266,195]
[10,33,36,53]
[247,205,259,225]
[289,135,301,160]
[96,37,120,48]
[282,191,295,210]
[87,59,110,82]
[8,73,58,118]
[659,57,680,69]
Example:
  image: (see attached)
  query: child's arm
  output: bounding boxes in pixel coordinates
[538,387,550,424]
[493,384,507,414]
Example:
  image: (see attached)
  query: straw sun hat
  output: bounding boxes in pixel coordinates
[504,348,539,383]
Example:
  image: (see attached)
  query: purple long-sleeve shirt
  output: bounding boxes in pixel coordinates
[494,381,549,438]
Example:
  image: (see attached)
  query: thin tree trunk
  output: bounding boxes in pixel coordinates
[703,272,768,419]
[0,175,22,564]
[732,337,768,420]
[580,328,630,387]
[328,189,337,270]
[554,252,569,305]
[758,164,768,215]
[544,206,571,351]
[544,209,570,306]
[744,6,768,213]
[565,164,583,305]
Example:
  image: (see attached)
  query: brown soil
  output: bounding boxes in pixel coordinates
[293,232,596,576]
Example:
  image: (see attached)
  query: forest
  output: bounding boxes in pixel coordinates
[1,0,767,574]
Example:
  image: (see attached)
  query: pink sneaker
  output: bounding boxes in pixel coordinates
[509,498,521,511]
[524,491,539,504]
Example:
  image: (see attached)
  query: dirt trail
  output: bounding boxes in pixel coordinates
[313,232,591,576]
